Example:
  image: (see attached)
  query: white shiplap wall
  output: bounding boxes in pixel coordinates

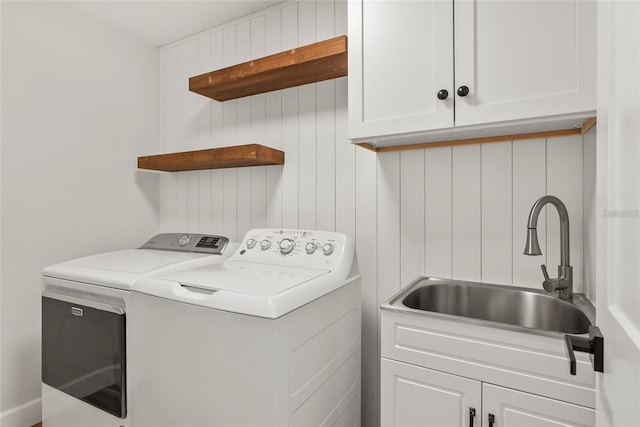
[376,136,591,305]
[157,1,594,424]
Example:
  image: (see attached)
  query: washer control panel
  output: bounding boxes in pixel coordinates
[141,233,230,255]
[234,229,351,269]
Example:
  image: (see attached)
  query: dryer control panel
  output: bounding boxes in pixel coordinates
[234,229,353,270]
[141,233,230,255]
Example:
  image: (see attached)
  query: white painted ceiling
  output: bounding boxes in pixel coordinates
[67,1,285,47]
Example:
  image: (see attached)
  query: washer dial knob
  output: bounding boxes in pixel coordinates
[305,242,317,254]
[177,234,191,246]
[279,238,295,254]
[246,238,257,249]
[322,243,334,256]
[260,240,271,250]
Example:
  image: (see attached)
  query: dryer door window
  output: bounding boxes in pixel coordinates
[42,295,126,418]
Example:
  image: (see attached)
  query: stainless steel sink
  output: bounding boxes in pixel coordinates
[383,277,595,335]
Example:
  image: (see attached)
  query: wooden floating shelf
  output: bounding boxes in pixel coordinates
[189,35,348,102]
[138,144,284,172]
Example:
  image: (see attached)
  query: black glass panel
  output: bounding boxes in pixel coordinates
[42,296,126,418]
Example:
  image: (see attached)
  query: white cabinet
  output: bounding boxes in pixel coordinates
[348,0,454,139]
[381,359,481,427]
[381,359,595,427]
[483,384,595,427]
[380,310,596,427]
[348,0,596,147]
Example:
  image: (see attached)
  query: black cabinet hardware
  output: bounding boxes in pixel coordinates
[457,85,470,97]
[437,89,449,100]
[488,413,495,427]
[469,407,476,427]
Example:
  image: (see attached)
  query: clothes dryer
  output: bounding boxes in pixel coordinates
[41,233,235,427]
[131,229,361,426]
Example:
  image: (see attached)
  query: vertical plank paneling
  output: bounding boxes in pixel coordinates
[298,3,317,230]
[196,34,212,150]
[377,152,401,303]
[547,135,584,293]
[512,138,547,287]
[481,141,513,284]
[355,147,378,427]
[400,150,425,287]
[452,144,482,281]
[197,33,212,233]
[222,26,238,241]
[316,0,335,39]
[334,80,354,239]
[236,21,252,238]
[281,3,299,229]
[210,30,225,232]
[583,129,596,300]
[175,42,189,231]
[334,0,354,239]
[251,16,267,230]
[264,9,283,228]
[281,3,298,50]
[336,0,347,36]
[158,48,169,231]
[425,147,452,278]
[316,80,335,231]
[298,84,317,229]
[210,30,224,151]
[163,46,178,231]
[281,86,299,229]
[298,0,316,45]
[186,39,200,231]
[316,0,336,232]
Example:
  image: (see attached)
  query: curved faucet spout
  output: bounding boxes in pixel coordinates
[524,195,570,267]
[524,195,573,300]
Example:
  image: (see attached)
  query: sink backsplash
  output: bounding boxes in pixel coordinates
[376,132,597,304]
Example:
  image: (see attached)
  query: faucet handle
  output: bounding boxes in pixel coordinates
[540,264,559,293]
[541,264,550,280]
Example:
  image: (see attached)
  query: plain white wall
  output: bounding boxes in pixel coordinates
[0,2,160,425]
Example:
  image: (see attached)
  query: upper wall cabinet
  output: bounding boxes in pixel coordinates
[348,0,596,148]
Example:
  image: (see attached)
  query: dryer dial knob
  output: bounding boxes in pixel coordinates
[305,242,317,254]
[279,239,295,254]
[246,238,257,249]
[322,243,334,256]
[260,240,271,250]
[177,234,191,246]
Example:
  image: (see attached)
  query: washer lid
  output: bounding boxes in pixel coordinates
[155,261,329,296]
[132,260,356,319]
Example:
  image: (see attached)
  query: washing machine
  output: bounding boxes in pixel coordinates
[131,228,361,427]
[41,233,235,427]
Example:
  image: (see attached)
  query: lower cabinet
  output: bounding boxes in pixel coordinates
[381,359,595,427]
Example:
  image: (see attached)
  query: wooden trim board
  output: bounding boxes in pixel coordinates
[356,117,597,152]
[138,144,284,172]
[189,36,348,101]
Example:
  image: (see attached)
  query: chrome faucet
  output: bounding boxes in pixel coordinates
[524,195,573,300]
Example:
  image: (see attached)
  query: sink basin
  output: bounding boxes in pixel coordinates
[385,277,594,335]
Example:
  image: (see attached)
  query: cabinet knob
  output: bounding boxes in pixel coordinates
[457,85,470,97]
[437,89,449,100]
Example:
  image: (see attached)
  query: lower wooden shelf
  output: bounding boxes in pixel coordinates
[138,144,284,172]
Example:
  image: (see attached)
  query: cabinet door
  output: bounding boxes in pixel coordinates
[454,0,596,127]
[381,358,481,427]
[482,383,595,427]
[348,0,453,140]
